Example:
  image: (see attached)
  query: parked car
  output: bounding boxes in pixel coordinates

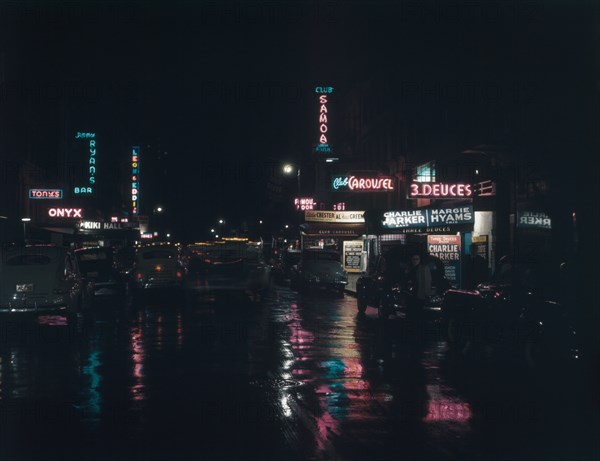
[290,250,348,296]
[74,246,127,298]
[356,245,451,320]
[186,240,271,301]
[442,258,580,369]
[132,244,186,300]
[0,245,93,322]
[271,249,302,285]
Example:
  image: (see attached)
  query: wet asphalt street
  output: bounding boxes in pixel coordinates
[0,286,597,461]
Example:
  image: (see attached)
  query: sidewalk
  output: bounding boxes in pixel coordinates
[345,273,360,296]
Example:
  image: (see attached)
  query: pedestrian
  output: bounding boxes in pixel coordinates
[405,254,432,323]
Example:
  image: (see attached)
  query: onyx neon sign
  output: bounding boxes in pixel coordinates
[48,208,83,218]
[331,175,395,192]
[29,189,63,199]
[409,182,472,199]
[131,146,140,216]
[315,86,333,154]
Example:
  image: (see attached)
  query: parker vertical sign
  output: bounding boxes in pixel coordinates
[427,235,462,288]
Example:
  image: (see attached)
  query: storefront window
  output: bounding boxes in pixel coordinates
[415,162,436,183]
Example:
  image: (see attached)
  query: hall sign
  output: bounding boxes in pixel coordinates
[331,175,395,192]
[517,211,551,230]
[48,208,83,218]
[382,205,473,231]
[305,210,365,223]
[29,189,63,199]
[79,221,126,230]
[409,182,472,199]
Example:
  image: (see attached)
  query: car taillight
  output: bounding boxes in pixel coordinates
[137,272,142,280]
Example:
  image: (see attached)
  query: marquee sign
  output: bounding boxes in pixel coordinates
[409,182,472,199]
[382,206,473,232]
[131,146,140,215]
[79,221,129,231]
[73,131,96,195]
[315,86,333,154]
[305,210,365,223]
[331,175,395,192]
[48,208,83,218]
[29,189,63,199]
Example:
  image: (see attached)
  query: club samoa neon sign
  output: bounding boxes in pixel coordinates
[409,182,472,199]
[331,175,395,192]
[315,86,333,154]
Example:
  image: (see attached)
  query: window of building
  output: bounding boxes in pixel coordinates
[415,162,436,183]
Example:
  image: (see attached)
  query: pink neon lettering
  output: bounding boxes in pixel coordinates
[320,124,328,133]
[320,134,327,144]
[450,184,457,196]
[465,184,472,196]
[320,105,328,113]
[319,113,328,123]
[423,184,432,195]
[440,184,449,195]
[411,184,419,196]
[319,95,328,104]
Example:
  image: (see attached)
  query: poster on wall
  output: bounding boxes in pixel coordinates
[343,240,363,273]
[427,235,461,288]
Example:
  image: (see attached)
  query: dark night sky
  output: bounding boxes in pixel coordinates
[2,0,597,239]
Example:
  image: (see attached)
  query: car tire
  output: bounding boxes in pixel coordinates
[357,295,367,314]
[378,300,389,320]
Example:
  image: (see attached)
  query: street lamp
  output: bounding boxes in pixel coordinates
[282,163,301,192]
[21,218,31,244]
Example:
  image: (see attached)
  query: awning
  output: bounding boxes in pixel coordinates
[300,222,365,237]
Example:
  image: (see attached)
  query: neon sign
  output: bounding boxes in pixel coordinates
[316,86,333,153]
[74,131,96,195]
[48,208,83,218]
[29,189,63,199]
[131,146,140,215]
[409,182,472,199]
[294,197,315,211]
[517,211,551,229]
[332,202,346,211]
[331,175,395,192]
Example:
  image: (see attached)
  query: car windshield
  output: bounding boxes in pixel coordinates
[78,251,111,262]
[6,254,53,265]
[142,250,177,260]
[302,252,339,262]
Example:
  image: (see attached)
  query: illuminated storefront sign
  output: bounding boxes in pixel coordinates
[48,208,83,218]
[294,197,315,211]
[428,235,462,288]
[305,210,365,223]
[74,131,96,195]
[382,206,473,231]
[131,146,140,215]
[331,175,395,192]
[29,189,63,199]
[517,211,551,230]
[315,86,333,154]
[332,202,346,211]
[140,232,153,239]
[79,221,126,230]
[409,182,472,199]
